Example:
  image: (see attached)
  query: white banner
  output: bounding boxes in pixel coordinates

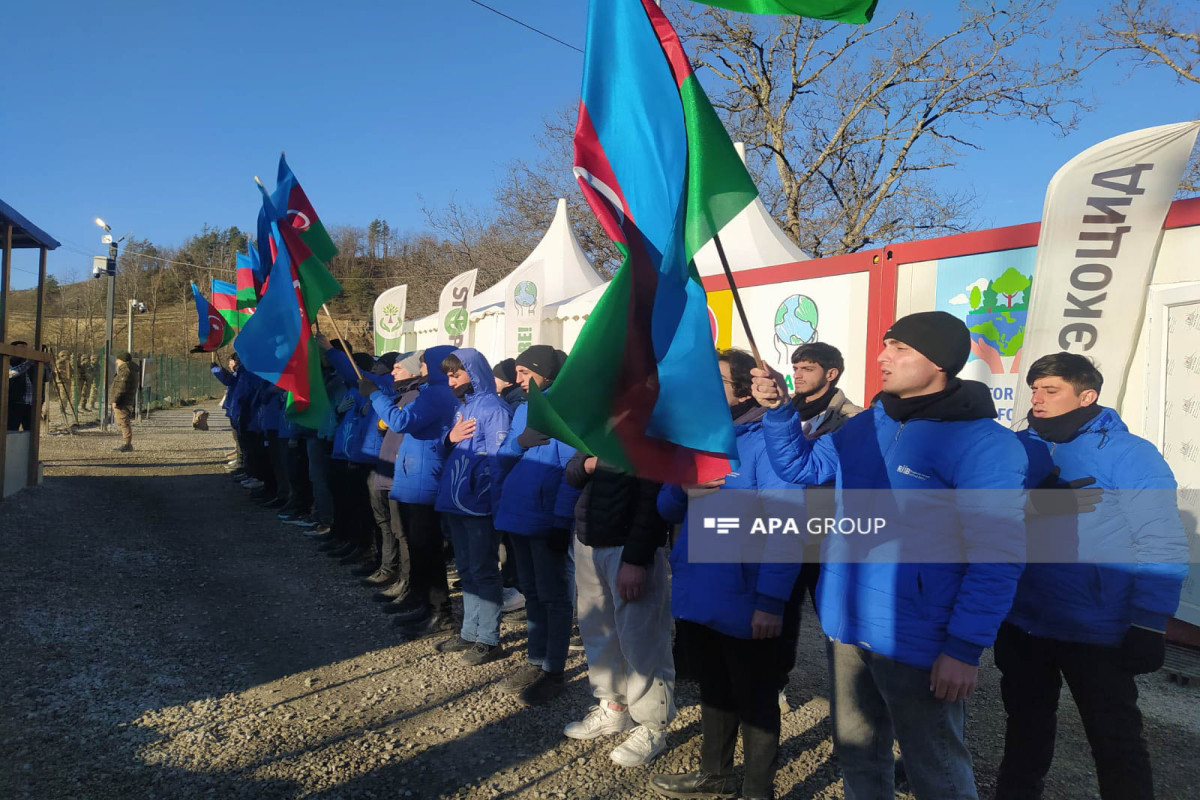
[505,259,546,358]
[373,284,408,356]
[437,268,478,348]
[1013,121,1200,425]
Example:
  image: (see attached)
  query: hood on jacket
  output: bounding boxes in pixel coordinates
[422,345,455,387]
[451,348,498,399]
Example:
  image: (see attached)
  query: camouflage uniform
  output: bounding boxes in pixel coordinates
[111,360,140,448]
[82,355,98,411]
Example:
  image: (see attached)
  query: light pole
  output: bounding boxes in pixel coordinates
[95,218,125,432]
[126,299,146,354]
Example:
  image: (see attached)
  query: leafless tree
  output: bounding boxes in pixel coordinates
[1089,0,1200,192]
[669,0,1090,257]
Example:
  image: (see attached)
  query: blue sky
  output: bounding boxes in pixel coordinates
[2,0,1195,290]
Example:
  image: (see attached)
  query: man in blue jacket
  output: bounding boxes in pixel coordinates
[995,352,1188,800]
[492,345,579,705]
[751,310,1027,800]
[433,348,513,665]
[365,346,460,640]
[651,348,801,800]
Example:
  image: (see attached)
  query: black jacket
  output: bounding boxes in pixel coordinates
[564,452,667,567]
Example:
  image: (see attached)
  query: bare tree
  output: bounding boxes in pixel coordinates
[670,0,1090,257]
[1090,0,1200,192]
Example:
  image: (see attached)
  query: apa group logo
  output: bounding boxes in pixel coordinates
[773,294,819,363]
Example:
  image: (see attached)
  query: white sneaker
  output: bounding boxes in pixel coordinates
[501,587,526,613]
[609,724,667,767]
[563,703,634,740]
[778,689,790,714]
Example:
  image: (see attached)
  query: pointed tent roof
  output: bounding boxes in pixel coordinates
[409,198,604,329]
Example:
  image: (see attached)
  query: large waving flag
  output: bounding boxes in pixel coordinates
[257,154,338,273]
[528,0,758,484]
[234,220,342,428]
[690,0,876,23]
[191,282,228,352]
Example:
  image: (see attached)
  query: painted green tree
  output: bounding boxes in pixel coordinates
[969,285,983,310]
[992,267,1032,309]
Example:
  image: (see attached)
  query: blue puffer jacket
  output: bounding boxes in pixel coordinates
[435,348,514,517]
[1008,407,1188,645]
[211,365,237,417]
[493,396,579,535]
[227,369,254,430]
[261,386,286,433]
[243,375,266,433]
[317,371,343,441]
[371,345,458,506]
[663,407,804,639]
[762,381,1028,669]
[326,349,390,466]
[331,392,365,462]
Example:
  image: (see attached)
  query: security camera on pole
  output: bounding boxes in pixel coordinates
[94,217,126,432]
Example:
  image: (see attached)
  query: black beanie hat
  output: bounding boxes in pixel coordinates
[492,358,517,384]
[884,311,971,376]
[515,345,562,381]
[377,352,400,371]
[351,352,377,373]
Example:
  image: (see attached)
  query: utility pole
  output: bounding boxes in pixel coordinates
[95,218,122,432]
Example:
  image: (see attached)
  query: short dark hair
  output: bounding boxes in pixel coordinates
[441,353,465,375]
[791,342,844,378]
[1026,352,1103,396]
[717,348,757,401]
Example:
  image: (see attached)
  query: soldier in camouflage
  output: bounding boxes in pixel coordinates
[110,351,140,451]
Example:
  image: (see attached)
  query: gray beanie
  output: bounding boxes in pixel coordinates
[399,349,424,375]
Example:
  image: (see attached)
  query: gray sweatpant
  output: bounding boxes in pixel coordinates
[574,539,676,732]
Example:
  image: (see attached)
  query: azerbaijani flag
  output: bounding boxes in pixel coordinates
[527,0,758,484]
[234,220,341,428]
[689,0,876,23]
[236,251,259,311]
[211,279,240,345]
[191,282,228,352]
[257,154,338,273]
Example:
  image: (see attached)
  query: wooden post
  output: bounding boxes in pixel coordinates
[712,232,764,365]
[28,246,47,486]
[321,304,363,380]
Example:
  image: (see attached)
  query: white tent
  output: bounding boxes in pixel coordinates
[400,198,605,361]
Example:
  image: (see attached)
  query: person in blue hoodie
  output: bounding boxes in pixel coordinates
[995,352,1188,800]
[363,346,461,641]
[650,349,802,800]
[433,348,513,665]
[750,311,1027,800]
[492,345,580,706]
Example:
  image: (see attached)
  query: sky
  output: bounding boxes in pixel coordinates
[1,0,1195,291]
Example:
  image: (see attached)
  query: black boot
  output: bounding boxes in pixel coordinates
[371,578,410,603]
[396,609,456,641]
[648,771,739,799]
[326,541,357,559]
[360,569,397,588]
[338,546,367,565]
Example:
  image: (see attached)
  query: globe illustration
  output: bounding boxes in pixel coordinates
[513,280,538,308]
[774,294,818,346]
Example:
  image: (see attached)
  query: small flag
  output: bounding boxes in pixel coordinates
[191,282,228,352]
[689,0,876,23]
[236,251,259,310]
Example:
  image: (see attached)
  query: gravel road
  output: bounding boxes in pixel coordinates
[1,408,1197,799]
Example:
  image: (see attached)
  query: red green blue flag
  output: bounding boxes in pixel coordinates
[527,0,758,484]
[689,0,876,23]
[234,221,341,428]
[236,251,260,311]
[211,279,243,345]
[256,154,338,274]
[191,282,228,352]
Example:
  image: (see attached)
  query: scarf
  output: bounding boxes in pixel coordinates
[1026,403,1103,444]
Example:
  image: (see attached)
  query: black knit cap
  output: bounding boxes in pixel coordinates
[377,352,400,371]
[515,345,562,381]
[884,311,971,376]
[492,358,517,384]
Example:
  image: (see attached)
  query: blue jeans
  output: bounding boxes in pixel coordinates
[827,638,977,800]
[508,531,573,674]
[306,438,334,525]
[443,513,503,647]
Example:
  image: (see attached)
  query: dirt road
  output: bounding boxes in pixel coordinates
[1,409,1197,799]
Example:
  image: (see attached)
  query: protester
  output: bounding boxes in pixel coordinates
[492,345,579,705]
[994,352,1188,800]
[651,348,801,800]
[110,351,140,452]
[778,342,861,704]
[6,341,35,432]
[492,358,527,409]
[563,448,673,767]
[751,310,1027,799]
[433,348,514,665]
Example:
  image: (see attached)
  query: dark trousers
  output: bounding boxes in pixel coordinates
[995,623,1154,800]
[777,561,819,691]
[242,431,273,491]
[399,502,449,611]
[331,461,371,546]
[499,531,520,589]
[306,438,335,525]
[7,402,32,431]
[284,438,311,512]
[680,619,781,797]
[266,431,290,502]
[386,500,412,583]
[508,532,573,674]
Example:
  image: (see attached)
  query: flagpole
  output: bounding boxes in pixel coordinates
[712,232,764,366]
[320,304,363,380]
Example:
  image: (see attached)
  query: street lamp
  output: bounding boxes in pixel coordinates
[94,217,126,432]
